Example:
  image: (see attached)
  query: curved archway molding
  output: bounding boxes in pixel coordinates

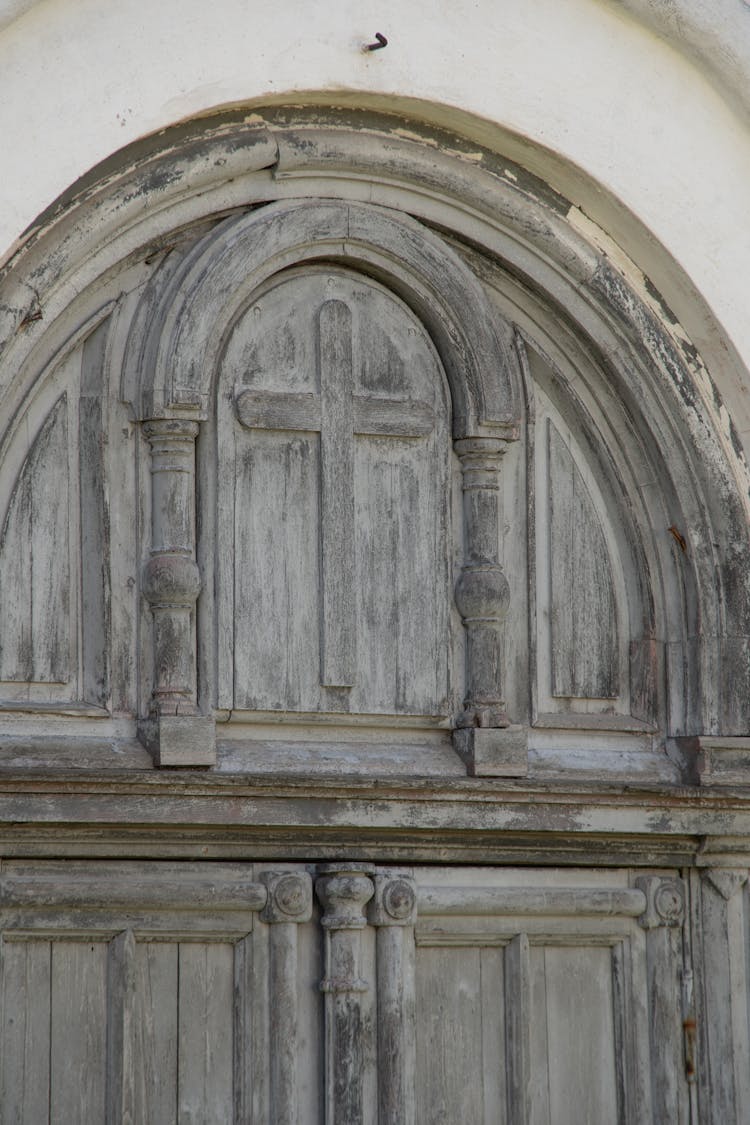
[124,198,521,437]
[1,104,749,753]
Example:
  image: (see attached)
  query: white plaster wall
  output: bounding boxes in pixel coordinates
[1,0,749,388]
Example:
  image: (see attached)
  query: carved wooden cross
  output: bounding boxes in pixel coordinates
[235,299,434,688]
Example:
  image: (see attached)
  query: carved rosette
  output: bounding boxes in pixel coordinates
[636,876,686,929]
[454,437,511,729]
[368,873,418,928]
[260,870,313,925]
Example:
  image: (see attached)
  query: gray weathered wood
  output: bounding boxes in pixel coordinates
[261,870,313,1124]
[0,395,70,683]
[547,420,618,699]
[0,937,51,1125]
[140,418,215,765]
[453,436,511,731]
[177,942,235,1124]
[368,874,418,1125]
[635,877,689,1124]
[318,300,357,687]
[696,869,750,1124]
[134,941,178,1124]
[50,940,108,1124]
[106,929,136,1125]
[415,944,488,1123]
[505,933,530,1125]
[225,267,450,719]
[316,864,375,1125]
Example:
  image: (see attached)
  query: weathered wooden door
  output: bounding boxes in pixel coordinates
[0,860,690,1124]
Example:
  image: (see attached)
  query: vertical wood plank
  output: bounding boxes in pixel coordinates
[504,933,530,1125]
[528,946,550,1125]
[50,940,108,1125]
[106,930,136,1125]
[0,396,70,683]
[542,946,618,1125]
[415,946,484,1124]
[233,935,254,1125]
[1,938,51,1125]
[547,420,618,700]
[233,431,321,711]
[318,299,356,688]
[697,870,750,1124]
[355,438,448,714]
[177,943,234,1125]
[80,320,111,708]
[480,945,506,1125]
[133,941,178,1125]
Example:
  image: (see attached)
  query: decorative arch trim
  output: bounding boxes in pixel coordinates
[125,199,521,439]
[1,104,749,741]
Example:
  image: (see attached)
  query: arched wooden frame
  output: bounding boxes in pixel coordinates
[124,200,523,759]
[0,105,747,757]
[125,199,521,437]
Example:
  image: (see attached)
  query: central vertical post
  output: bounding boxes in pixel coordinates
[317,300,356,688]
[316,863,375,1125]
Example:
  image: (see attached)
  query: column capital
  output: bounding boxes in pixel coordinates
[316,863,375,931]
[636,875,686,929]
[260,871,313,924]
[368,873,418,928]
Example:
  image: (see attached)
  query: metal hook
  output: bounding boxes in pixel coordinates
[365,32,388,51]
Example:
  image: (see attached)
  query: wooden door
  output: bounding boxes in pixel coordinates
[0,860,690,1124]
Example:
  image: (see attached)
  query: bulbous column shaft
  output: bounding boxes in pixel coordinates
[316,864,375,1125]
[142,419,201,714]
[454,437,510,728]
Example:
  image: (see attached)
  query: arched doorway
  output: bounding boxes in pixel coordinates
[0,105,748,1123]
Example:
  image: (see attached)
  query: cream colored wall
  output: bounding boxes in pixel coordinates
[2,0,749,429]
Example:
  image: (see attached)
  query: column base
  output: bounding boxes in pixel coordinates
[453,725,528,777]
[138,713,216,768]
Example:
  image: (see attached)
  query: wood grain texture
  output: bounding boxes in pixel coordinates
[177,942,235,1124]
[0,395,70,683]
[50,940,108,1124]
[547,420,618,700]
[0,938,51,1125]
[223,266,450,718]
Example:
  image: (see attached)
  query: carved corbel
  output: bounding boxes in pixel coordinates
[260,871,313,1125]
[139,418,215,766]
[368,874,417,1125]
[316,863,375,1125]
[452,437,527,776]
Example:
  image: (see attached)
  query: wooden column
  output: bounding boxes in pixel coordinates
[260,871,313,1125]
[368,873,417,1125]
[636,875,690,1124]
[453,437,526,776]
[316,863,375,1125]
[695,868,750,1124]
[140,418,215,766]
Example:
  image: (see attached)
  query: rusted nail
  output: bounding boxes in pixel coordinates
[18,307,42,330]
[364,32,388,51]
[668,525,687,553]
